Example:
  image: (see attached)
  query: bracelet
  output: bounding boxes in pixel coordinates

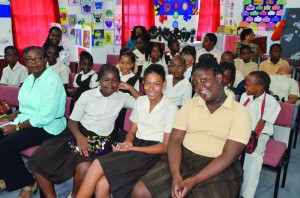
[16,124,20,131]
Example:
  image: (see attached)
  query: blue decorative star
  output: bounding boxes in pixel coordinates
[95,2,103,10]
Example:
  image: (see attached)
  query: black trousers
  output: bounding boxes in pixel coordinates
[0,127,53,191]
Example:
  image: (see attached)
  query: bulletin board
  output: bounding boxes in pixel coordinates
[154,0,199,28]
[280,8,300,58]
[0,0,13,56]
[242,0,286,29]
[58,0,122,63]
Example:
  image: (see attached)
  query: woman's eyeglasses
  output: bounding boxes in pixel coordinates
[24,57,43,63]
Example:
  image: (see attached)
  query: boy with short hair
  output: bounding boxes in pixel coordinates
[196,33,222,63]
[165,38,180,66]
[259,44,289,75]
[240,71,281,198]
[0,46,28,87]
[234,45,258,77]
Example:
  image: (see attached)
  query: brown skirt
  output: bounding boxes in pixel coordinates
[142,146,243,198]
[27,123,112,183]
[99,138,161,198]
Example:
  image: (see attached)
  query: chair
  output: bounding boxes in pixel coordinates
[67,73,76,94]
[262,103,297,198]
[293,103,300,149]
[20,97,73,157]
[106,54,120,65]
[69,61,77,73]
[0,85,20,107]
[93,63,103,73]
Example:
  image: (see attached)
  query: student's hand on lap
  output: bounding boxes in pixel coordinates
[0,117,10,124]
[171,174,183,198]
[76,135,91,157]
[112,141,133,152]
[177,177,197,198]
[0,124,17,135]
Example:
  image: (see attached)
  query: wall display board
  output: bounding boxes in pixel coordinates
[243,0,286,29]
[0,0,13,56]
[75,24,92,61]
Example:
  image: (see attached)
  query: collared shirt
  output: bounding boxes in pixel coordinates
[120,71,139,91]
[233,69,245,88]
[14,67,66,135]
[58,45,71,67]
[130,95,178,142]
[269,74,300,102]
[73,70,98,88]
[259,58,289,75]
[174,91,252,157]
[184,65,193,80]
[70,88,135,136]
[196,48,222,63]
[240,92,281,136]
[163,75,192,106]
[234,58,258,77]
[0,62,28,86]
[141,59,168,77]
[133,49,146,66]
[48,61,70,84]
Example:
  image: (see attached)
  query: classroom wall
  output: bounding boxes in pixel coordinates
[58,0,121,64]
[0,1,13,56]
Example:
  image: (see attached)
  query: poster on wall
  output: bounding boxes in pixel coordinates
[75,24,92,61]
[60,8,69,25]
[242,0,286,29]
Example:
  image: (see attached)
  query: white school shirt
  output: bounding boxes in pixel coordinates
[48,61,70,84]
[234,58,258,77]
[120,71,139,91]
[196,48,222,63]
[0,62,28,86]
[133,49,146,66]
[269,74,300,102]
[240,92,281,136]
[233,69,245,88]
[141,59,168,77]
[184,65,193,80]
[130,95,178,142]
[163,75,192,106]
[70,88,136,136]
[73,70,98,88]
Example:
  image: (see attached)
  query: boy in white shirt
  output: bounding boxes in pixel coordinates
[0,46,28,87]
[240,71,281,198]
[45,44,70,90]
[196,33,222,63]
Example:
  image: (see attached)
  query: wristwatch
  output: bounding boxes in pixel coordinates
[16,124,20,131]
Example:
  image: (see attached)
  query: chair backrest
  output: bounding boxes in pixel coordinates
[124,109,133,132]
[93,64,103,73]
[274,103,296,128]
[106,54,120,65]
[0,85,20,107]
[65,97,73,119]
[68,73,76,89]
[69,61,77,73]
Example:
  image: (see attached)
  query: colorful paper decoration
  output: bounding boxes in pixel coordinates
[93,1,104,12]
[104,31,113,45]
[68,15,77,27]
[68,0,80,6]
[61,25,69,37]
[81,3,93,14]
[60,9,68,25]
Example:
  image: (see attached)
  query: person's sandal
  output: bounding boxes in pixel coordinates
[0,181,6,192]
[17,182,38,198]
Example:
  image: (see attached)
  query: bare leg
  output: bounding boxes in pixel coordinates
[95,176,110,198]
[72,162,91,197]
[131,180,152,198]
[33,171,56,198]
[77,160,105,198]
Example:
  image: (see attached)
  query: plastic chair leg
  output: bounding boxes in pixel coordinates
[282,164,289,188]
[293,126,299,149]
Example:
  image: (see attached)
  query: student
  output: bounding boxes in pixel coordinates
[220,61,236,99]
[163,55,192,107]
[76,64,178,198]
[43,26,71,67]
[132,54,252,198]
[0,46,28,87]
[165,38,180,65]
[126,26,147,51]
[221,51,235,63]
[180,45,196,81]
[234,45,258,77]
[133,34,149,72]
[44,44,70,90]
[28,64,141,198]
[240,71,281,198]
[196,33,222,63]
[70,51,98,100]
[259,44,289,75]
[141,42,168,77]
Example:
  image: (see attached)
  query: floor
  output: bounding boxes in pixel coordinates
[1,135,300,198]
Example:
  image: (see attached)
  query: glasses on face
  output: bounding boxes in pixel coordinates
[24,57,43,63]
